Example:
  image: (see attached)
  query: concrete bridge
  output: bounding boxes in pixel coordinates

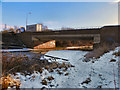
[32,34,100,43]
[17,28,100,48]
[15,25,120,48]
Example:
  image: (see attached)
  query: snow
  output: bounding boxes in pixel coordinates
[44,50,88,64]
[1,48,32,52]
[12,47,120,88]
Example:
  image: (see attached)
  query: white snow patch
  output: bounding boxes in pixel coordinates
[1,48,32,52]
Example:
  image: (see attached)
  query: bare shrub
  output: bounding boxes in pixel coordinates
[2,53,50,76]
[1,52,74,89]
[1,74,21,89]
[2,53,74,76]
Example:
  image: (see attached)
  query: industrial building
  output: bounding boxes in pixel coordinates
[26,24,48,32]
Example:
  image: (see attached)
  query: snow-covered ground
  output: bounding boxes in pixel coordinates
[11,47,120,88]
[1,48,32,52]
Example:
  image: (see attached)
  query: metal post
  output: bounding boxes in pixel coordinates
[26,14,28,31]
[26,12,31,31]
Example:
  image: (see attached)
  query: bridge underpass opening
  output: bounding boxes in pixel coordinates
[33,39,94,50]
[32,34,99,50]
[56,40,94,47]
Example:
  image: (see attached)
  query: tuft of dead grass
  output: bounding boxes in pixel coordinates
[1,74,21,89]
[113,50,120,56]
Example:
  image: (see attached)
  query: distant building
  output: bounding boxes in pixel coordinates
[16,27,25,33]
[2,24,14,30]
[26,24,48,32]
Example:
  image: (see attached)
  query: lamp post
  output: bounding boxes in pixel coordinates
[26,12,31,31]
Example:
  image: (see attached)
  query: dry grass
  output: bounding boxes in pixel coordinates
[0,74,21,89]
[85,43,118,59]
[113,50,120,56]
[2,54,43,76]
[2,52,74,76]
[2,54,53,76]
[1,52,74,89]
[2,55,72,76]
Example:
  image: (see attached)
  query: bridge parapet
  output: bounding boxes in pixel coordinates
[32,34,100,44]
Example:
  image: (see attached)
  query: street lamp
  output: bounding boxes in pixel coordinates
[26,12,31,31]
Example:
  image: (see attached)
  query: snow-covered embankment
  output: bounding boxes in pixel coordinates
[12,47,119,88]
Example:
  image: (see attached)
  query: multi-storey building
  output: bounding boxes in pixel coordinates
[26,24,47,32]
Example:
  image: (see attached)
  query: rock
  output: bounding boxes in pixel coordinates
[45,65,49,70]
[50,85,54,87]
[16,84,20,89]
[58,63,67,69]
[81,78,91,84]
[58,65,62,69]
[110,59,116,62]
[113,52,119,56]
[15,77,20,79]
[97,85,102,88]
[92,61,94,63]
[13,73,18,76]
[62,62,66,66]
[41,79,47,85]
[39,68,43,74]
[41,86,47,90]
[45,72,47,75]
[71,65,75,67]
[98,74,102,77]
[49,69,54,72]
[63,68,67,72]
[51,63,58,69]
[20,73,24,75]
[82,86,87,88]
[32,75,35,79]
[83,58,91,62]
[56,69,63,75]
[47,76,54,81]
[65,73,69,76]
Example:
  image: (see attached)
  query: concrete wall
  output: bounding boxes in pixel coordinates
[34,40,55,49]
[2,33,25,49]
[100,26,120,44]
[16,32,33,48]
[32,34,100,43]
[32,28,100,35]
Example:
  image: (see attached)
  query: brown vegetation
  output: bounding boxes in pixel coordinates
[65,72,69,76]
[84,43,118,59]
[0,74,21,89]
[113,50,120,56]
[1,52,75,89]
[2,53,70,76]
[110,59,116,62]
[47,76,54,81]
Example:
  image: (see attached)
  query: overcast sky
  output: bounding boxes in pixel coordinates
[1,1,119,30]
